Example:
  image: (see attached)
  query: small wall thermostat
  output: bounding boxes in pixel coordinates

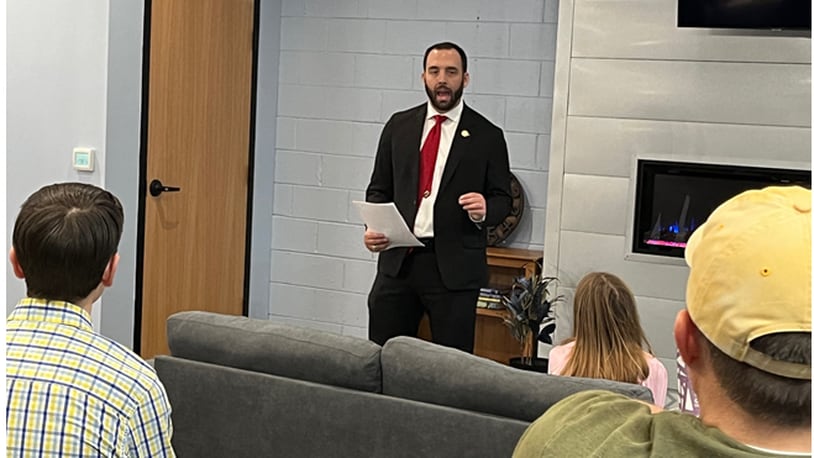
[72,147,95,172]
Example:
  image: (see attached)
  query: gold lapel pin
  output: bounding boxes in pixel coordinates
[461,130,470,138]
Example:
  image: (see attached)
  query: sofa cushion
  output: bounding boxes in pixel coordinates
[166,311,382,393]
[381,336,654,422]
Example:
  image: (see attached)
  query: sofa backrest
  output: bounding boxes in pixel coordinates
[381,336,654,422]
[166,311,382,393]
[155,356,529,458]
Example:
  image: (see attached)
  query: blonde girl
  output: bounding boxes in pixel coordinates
[548,272,667,406]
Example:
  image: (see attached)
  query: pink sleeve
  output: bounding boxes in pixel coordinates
[642,355,669,407]
[547,343,573,375]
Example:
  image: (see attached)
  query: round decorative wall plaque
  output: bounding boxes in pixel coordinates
[487,173,525,246]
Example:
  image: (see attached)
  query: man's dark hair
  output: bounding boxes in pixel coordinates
[702,332,811,427]
[13,182,124,303]
[423,41,468,73]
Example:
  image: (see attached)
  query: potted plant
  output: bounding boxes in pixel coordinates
[502,262,562,371]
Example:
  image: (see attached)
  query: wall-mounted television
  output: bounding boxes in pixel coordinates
[678,0,811,30]
[631,160,811,259]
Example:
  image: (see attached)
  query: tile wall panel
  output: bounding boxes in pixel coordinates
[271,217,318,252]
[570,58,811,127]
[321,155,374,190]
[274,151,320,186]
[270,252,345,290]
[557,230,689,301]
[564,116,811,177]
[560,174,630,236]
[316,222,372,260]
[445,23,511,58]
[272,283,366,328]
[573,0,811,63]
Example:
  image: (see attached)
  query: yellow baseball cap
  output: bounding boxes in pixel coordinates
[684,185,811,380]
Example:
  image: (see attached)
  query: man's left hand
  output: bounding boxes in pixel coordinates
[459,192,486,223]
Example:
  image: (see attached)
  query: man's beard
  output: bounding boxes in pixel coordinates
[425,83,464,112]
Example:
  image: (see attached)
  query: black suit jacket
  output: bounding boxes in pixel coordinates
[366,103,512,290]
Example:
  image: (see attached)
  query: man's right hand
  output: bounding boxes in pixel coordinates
[364,229,390,253]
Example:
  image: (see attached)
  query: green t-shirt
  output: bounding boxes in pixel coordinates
[513,390,809,457]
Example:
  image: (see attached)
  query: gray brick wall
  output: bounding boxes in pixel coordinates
[270,0,559,335]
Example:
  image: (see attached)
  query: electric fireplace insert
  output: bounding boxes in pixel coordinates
[632,159,810,259]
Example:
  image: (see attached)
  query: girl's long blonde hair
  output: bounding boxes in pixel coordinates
[560,272,653,384]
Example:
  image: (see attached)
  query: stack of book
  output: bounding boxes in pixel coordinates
[477,287,506,310]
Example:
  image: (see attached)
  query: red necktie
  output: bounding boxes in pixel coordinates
[418,114,447,204]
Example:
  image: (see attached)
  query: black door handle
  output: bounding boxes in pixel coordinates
[149,179,181,197]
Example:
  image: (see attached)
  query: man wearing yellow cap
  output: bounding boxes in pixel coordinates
[513,185,811,457]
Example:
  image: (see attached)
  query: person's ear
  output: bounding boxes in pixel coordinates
[9,248,25,279]
[101,253,120,287]
[674,309,702,365]
[463,72,470,88]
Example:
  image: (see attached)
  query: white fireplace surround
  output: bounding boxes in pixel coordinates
[542,0,811,389]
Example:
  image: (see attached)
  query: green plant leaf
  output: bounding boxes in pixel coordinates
[502,264,562,350]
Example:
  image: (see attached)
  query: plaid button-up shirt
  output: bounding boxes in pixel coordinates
[6,299,175,457]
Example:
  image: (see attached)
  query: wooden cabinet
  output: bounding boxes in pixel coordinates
[483,247,543,292]
[418,247,543,364]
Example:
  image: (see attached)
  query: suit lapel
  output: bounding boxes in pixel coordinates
[395,104,427,224]
[403,105,425,178]
[438,104,472,195]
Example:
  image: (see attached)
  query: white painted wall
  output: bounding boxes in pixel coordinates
[101,0,146,347]
[6,0,111,327]
[270,0,560,336]
[5,0,282,347]
[545,0,811,387]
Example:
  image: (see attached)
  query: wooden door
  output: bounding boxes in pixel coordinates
[138,0,255,359]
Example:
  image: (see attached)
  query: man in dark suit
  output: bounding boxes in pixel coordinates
[364,42,512,353]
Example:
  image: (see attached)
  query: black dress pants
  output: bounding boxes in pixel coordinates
[367,241,479,353]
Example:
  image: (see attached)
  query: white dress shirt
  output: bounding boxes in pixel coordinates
[413,100,464,238]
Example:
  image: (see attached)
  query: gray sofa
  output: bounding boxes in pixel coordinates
[154,311,653,458]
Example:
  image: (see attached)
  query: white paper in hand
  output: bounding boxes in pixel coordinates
[353,201,425,250]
